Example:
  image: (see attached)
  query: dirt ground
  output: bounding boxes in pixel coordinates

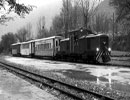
[0,67,59,100]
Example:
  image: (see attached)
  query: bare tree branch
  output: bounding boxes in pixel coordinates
[0,0,34,24]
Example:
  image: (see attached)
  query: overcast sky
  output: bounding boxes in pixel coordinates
[0,0,62,38]
[0,0,103,39]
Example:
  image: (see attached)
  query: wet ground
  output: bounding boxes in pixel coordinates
[0,66,58,100]
[4,56,130,94]
[52,64,130,93]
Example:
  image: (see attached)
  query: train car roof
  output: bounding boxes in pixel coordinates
[20,40,35,44]
[34,36,63,42]
[61,38,69,42]
[80,34,108,39]
[15,36,63,45]
[11,42,21,46]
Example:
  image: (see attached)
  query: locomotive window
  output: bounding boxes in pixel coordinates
[87,39,90,50]
[100,36,108,47]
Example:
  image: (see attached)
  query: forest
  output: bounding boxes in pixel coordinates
[0,0,130,54]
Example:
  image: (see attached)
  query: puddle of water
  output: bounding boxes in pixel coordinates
[55,70,107,82]
[53,69,130,93]
[119,71,130,73]
[62,70,97,81]
[106,82,130,93]
[111,72,118,76]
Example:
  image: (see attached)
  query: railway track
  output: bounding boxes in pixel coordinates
[0,61,115,100]
[15,55,130,68]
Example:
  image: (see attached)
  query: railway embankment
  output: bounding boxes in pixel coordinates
[111,51,130,57]
[107,51,130,67]
[0,56,130,99]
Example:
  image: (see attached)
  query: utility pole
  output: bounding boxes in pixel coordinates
[65,0,69,38]
[113,13,115,40]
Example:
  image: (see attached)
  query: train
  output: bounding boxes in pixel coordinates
[11,28,111,63]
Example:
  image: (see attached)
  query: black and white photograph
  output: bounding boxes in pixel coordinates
[0,0,130,100]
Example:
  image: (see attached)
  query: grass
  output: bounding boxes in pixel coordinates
[111,51,130,57]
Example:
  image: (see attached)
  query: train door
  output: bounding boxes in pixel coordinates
[55,39,59,53]
[31,42,35,56]
[70,34,74,53]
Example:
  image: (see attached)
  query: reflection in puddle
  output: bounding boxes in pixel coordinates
[53,69,130,93]
[62,70,97,81]
[0,89,2,94]
[120,71,130,73]
[45,61,61,64]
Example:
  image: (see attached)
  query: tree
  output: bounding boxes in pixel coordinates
[93,13,111,33]
[26,23,33,40]
[80,0,99,28]
[50,0,100,37]
[110,0,130,51]
[36,16,49,39]
[110,0,130,22]
[62,0,73,37]
[0,0,33,24]
[16,27,28,42]
[69,0,82,29]
[16,22,33,42]
[50,15,64,36]
[0,32,17,53]
[51,0,82,37]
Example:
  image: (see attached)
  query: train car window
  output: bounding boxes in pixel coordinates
[36,45,37,50]
[22,43,29,49]
[35,46,37,51]
[49,43,51,49]
[43,44,44,49]
[40,44,42,50]
[43,43,49,49]
[38,45,39,50]
[45,44,46,49]
[36,43,51,50]
[38,45,40,50]
[46,43,49,49]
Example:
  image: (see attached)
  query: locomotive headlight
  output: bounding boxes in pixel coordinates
[80,29,83,32]
[96,48,99,52]
[108,47,111,51]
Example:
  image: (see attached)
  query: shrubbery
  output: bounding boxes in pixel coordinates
[111,34,130,51]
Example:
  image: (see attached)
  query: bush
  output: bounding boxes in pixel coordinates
[111,34,130,51]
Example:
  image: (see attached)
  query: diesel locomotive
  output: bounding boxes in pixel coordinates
[11,28,111,63]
